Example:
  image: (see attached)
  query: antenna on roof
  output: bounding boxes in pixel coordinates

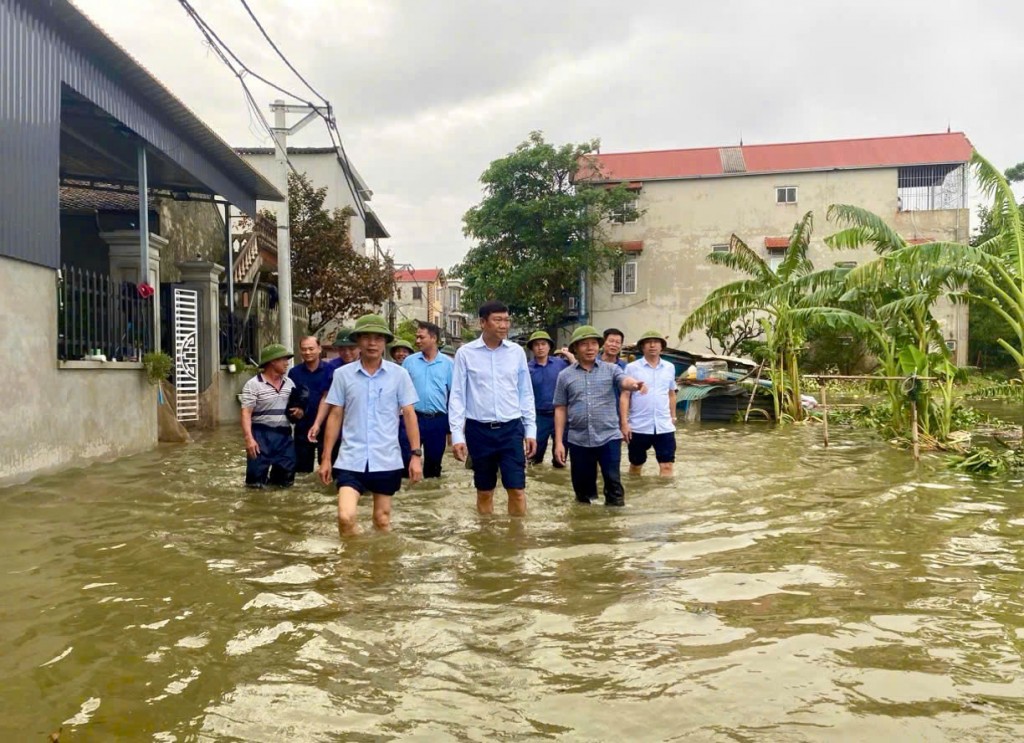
[739,132,744,147]
[947,121,951,134]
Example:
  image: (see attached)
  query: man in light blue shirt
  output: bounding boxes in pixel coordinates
[449,300,537,516]
[402,320,453,479]
[320,314,422,537]
[621,329,678,477]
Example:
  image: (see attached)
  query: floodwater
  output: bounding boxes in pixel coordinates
[3,423,1024,741]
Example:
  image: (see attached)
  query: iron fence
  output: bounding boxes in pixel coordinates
[897,164,967,212]
[57,264,153,361]
[220,309,260,366]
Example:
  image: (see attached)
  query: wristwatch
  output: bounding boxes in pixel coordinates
[410,448,423,457]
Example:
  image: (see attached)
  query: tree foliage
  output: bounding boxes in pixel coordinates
[277,171,394,334]
[452,131,640,327]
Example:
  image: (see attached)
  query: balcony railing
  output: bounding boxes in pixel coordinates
[57,264,153,361]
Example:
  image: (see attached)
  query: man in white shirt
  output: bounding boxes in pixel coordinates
[620,330,678,476]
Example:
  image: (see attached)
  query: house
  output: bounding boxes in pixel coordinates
[443,278,470,344]
[235,147,389,258]
[0,0,282,485]
[580,133,972,364]
[393,268,446,326]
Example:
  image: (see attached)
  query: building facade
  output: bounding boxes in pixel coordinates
[394,268,445,326]
[583,133,972,364]
[236,147,389,257]
[443,279,470,344]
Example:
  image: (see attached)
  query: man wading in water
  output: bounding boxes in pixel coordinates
[449,301,537,516]
[240,343,303,488]
[319,315,423,536]
[553,326,647,506]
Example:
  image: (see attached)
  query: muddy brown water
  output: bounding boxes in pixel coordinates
[2,422,1024,741]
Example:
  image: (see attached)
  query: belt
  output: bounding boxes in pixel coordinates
[416,410,447,418]
[468,418,521,429]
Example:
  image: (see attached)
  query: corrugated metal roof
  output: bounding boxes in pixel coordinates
[616,240,644,253]
[583,133,973,183]
[764,237,790,249]
[20,0,282,203]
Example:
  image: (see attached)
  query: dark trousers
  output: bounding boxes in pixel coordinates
[568,439,624,506]
[418,412,449,478]
[246,425,296,487]
[532,411,565,467]
[294,427,323,473]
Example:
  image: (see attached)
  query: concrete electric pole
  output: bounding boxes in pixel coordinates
[270,99,323,353]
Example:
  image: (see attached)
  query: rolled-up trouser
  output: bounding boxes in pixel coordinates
[568,439,624,506]
[246,424,296,487]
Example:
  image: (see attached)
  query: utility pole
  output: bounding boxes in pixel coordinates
[270,99,323,353]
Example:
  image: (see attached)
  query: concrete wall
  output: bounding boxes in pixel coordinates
[590,168,969,363]
[158,199,226,282]
[0,257,158,486]
[217,368,252,426]
[241,152,368,255]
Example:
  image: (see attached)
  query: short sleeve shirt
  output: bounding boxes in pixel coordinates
[552,360,625,447]
[624,358,678,434]
[325,360,419,472]
[240,373,295,430]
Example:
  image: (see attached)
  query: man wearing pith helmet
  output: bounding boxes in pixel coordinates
[319,314,423,537]
[239,343,301,488]
[526,330,574,468]
[553,325,647,506]
[622,330,678,477]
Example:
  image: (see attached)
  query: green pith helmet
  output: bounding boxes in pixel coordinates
[333,327,356,348]
[636,329,667,348]
[440,345,456,356]
[526,330,555,350]
[349,313,394,342]
[568,325,604,350]
[389,339,415,357]
[259,343,293,367]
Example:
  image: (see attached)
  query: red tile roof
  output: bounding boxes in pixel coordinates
[764,237,790,249]
[582,133,972,183]
[395,267,443,283]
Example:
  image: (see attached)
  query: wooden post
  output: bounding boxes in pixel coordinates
[744,364,764,422]
[910,401,920,461]
[820,380,829,448]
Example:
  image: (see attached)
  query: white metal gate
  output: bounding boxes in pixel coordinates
[173,287,200,422]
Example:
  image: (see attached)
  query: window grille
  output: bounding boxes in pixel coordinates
[897,164,967,211]
[613,261,637,294]
[712,244,731,253]
[57,265,153,361]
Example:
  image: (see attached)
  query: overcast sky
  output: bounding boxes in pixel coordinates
[74,0,1023,269]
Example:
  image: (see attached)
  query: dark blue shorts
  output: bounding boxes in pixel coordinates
[333,467,404,496]
[465,418,526,491]
[627,431,677,465]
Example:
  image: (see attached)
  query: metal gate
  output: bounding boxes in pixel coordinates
[173,287,200,422]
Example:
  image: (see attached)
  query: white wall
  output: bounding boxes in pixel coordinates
[0,258,158,486]
[240,152,368,255]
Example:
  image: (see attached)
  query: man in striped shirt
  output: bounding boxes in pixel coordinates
[553,326,647,506]
[240,343,301,488]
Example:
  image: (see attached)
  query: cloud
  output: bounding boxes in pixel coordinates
[73,0,1024,268]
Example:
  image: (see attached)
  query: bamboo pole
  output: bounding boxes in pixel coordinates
[910,401,920,461]
[804,374,937,382]
[744,364,764,422]
[820,380,829,448]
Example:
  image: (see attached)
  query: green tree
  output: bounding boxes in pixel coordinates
[280,171,395,334]
[678,212,871,421]
[453,131,639,327]
[969,205,1022,370]
[394,318,418,344]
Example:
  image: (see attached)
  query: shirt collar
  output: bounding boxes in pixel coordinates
[468,336,513,350]
[355,360,390,377]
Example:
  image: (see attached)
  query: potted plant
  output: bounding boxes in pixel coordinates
[142,351,173,385]
[226,356,246,374]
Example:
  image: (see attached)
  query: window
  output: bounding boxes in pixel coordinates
[412,286,423,301]
[897,164,967,211]
[611,192,640,223]
[776,186,797,204]
[613,261,637,294]
[712,244,731,253]
[767,251,785,272]
[834,261,857,269]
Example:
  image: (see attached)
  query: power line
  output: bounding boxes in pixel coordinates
[238,0,327,105]
[234,0,368,222]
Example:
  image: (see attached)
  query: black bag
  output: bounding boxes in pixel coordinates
[286,384,310,423]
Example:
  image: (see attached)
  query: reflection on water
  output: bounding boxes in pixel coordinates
[2,423,1024,740]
